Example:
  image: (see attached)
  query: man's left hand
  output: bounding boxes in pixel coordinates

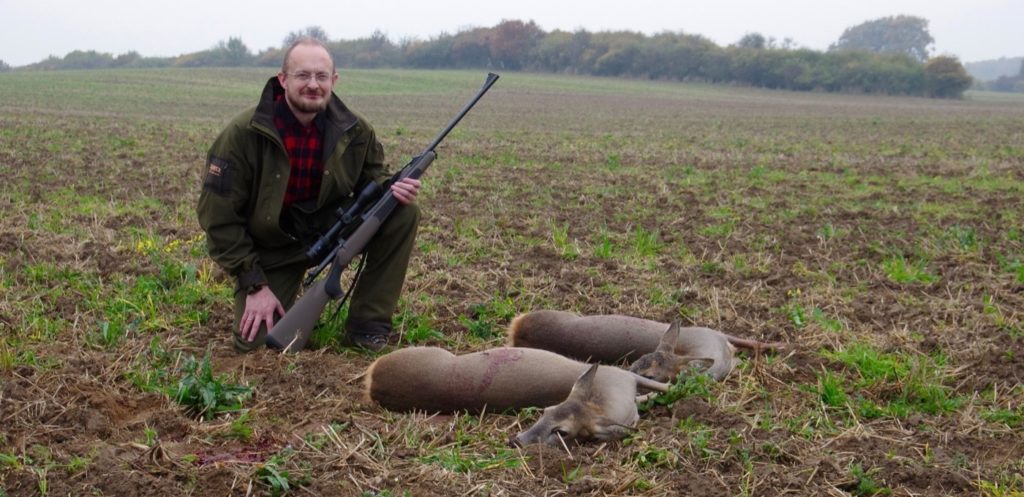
[391,177,421,205]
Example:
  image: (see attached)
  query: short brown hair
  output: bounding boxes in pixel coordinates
[281,37,335,73]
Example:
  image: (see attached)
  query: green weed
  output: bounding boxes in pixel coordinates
[976,473,1024,497]
[459,296,517,342]
[165,348,252,420]
[142,426,158,447]
[629,443,677,469]
[630,226,661,258]
[843,463,892,496]
[65,454,91,475]
[550,222,579,260]
[817,370,850,409]
[811,307,845,333]
[675,417,719,460]
[639,369,714,412]
[881,254,937,284]
[592,229,615,259]
[982,407,1024,428]
[605,153,622,171]
[226,411,254,441]
[561,463,583,484]
[257,450,310,497]
[944,224,980,251]
[818,222,839,241]
[396,307,445,345]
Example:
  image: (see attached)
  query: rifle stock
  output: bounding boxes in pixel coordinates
[266,72,499,353]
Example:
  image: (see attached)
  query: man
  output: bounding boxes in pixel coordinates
[197,37,420,352]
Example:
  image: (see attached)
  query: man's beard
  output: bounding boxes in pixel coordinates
[287,90,329,114]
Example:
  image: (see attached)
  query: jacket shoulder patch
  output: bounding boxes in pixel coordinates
[203,156,234,195]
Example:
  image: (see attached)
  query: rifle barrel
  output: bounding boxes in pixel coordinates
[422,73,500,154]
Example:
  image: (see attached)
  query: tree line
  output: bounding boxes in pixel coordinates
[3,17,975,98]
[977,59,1024,93]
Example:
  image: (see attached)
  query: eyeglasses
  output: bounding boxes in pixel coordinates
[287,71,333,84]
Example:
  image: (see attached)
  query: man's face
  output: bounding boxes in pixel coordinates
[278,44,338,115]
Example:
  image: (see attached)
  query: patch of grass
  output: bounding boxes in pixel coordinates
[420,446,521,473]
[944,224,980,252]
[881,254,937,284]
[811,307,845,333]
[224,411,254,441]
[976,473,1024,497]
[397,309,445,344]
[630,226,661,259]
[459,295,517,342]
[818,222,840,241]
[674,417,719,460]
[592,229,615,259]
[628,443,677,469]
[981,406,1024,428]
[817,370,850,409]
[821,343,965,419]
[550,222,580,260]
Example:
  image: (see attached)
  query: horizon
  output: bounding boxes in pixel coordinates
[2,1,1022,68]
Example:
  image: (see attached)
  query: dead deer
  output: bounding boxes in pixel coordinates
[364,346,669,445]
[629,320,722,382]
[508,310,786,381]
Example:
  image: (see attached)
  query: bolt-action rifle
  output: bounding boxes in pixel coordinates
[267,72,500,352]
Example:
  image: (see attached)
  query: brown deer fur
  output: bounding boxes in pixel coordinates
[365,346,668,445]
[508,310,786,381]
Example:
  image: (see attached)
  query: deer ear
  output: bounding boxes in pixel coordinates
[657,320,681,352]
[569,364,599,399]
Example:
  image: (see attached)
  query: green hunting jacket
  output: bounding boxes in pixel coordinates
[197,76,389,293]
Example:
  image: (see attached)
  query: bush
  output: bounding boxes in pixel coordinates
[924,56,972,98]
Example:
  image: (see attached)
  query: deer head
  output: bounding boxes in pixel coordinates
[510,364,637,447]
[628,320,714,382]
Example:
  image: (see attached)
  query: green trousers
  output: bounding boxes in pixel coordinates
[232,203,420,352]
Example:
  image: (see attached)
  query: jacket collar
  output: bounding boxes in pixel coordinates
[252,76,359,147]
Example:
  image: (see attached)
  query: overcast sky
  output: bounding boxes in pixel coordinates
[1,0,1020,67]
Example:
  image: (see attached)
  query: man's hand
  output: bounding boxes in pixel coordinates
[390,177,421,205]
[240,286,286,342]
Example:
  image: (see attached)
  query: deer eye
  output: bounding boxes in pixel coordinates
[551,428,569,438]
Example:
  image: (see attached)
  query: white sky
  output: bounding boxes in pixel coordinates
[1,0,1020,67]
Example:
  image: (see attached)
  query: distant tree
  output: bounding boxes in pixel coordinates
[0,59,10,72]
[923,56,972,98]
[638,32,715,80]
[112,51,142,68]
[284,26,329,47]
[255,47,284,67]
[489,19,544,70]
[328,30,399,68]
[401,34,454,68]
[736,33,766,50]
[220,37,252,66]
[450,27,493,68]
[830,15,934,62]
[61,50,114,69]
